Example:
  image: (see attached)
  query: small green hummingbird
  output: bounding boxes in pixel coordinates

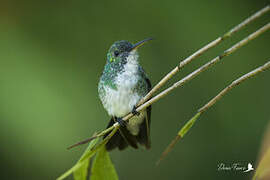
[98,38,152,151]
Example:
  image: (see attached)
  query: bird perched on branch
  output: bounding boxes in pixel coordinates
[98,38,152,151]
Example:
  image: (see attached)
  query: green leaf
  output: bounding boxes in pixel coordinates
[178,112,201,137]
[57,138,99,180]
[73,162,89,180]
[90,145,118,180]
[73,138,99,180]
[57,128,118,180]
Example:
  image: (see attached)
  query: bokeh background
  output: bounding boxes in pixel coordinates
[0,1,269,179]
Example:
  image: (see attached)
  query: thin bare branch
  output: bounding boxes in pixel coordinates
[159,60,270,163]
[67,125,115,149]
[199,61,270,113]
[137,5,270,106]
[134,23,270,118]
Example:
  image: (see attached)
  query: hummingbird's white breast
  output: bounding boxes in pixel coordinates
[102,51,142,117]
[100,51,145,135]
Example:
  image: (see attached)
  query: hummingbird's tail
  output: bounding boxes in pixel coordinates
[104,117,138,151]
[103,114,151,151]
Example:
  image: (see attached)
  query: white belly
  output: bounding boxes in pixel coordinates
[103,84,141,117]
[103,83,145,135]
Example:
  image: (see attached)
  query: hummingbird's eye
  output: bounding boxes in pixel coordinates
[114,51,120,57]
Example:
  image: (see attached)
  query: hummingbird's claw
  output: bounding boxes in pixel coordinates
[116,117,126,127]
[132,106,140,116]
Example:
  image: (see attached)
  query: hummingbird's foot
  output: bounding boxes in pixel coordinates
[116,117,126,127]
[132,106,140,116]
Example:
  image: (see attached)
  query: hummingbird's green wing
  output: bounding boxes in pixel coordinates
[145,77,152,149]
[136,76,152,149]
[145,103,152,149]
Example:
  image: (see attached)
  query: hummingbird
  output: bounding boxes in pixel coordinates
[98,38,152,151]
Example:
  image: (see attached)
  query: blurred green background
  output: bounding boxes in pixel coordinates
[0,1,269,179]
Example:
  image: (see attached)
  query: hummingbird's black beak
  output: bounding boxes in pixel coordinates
[130,37,153,51]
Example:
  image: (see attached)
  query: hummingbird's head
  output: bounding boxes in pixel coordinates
[106,38,152,66]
